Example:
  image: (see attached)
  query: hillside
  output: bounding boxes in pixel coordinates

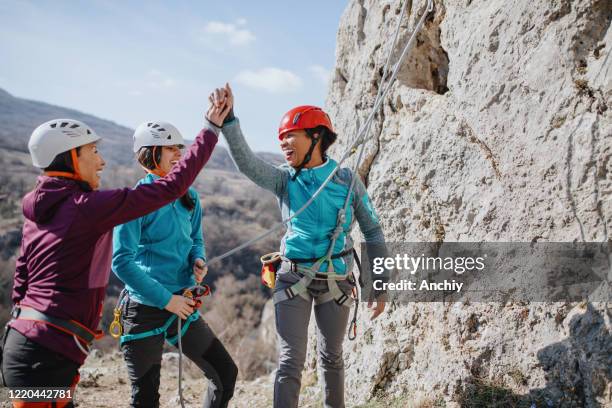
[0,87,282,170]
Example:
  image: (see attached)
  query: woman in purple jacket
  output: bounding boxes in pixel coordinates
[0,101,231,406]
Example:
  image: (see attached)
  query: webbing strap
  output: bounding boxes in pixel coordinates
[166,312,200,345]
[119,311,200,345]
[288,248,353,264]
[273,271,314,305]
[14,307,99,344]
[316,278,353,307]
[273,261,353,307]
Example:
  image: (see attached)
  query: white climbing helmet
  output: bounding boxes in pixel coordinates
[28,119,101,168]
[132,121,184,153]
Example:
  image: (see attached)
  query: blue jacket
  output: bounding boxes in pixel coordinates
[112,173,205,308]
[221,119,385,274]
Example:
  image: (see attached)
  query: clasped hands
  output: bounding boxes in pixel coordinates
[206,83,234,127]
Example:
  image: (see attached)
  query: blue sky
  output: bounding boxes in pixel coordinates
[0,1,348,152]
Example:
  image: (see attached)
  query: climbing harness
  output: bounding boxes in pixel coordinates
[109,285,211,408]
[272,249,356,304]
[10,305,104,355]
[274,248,365,340]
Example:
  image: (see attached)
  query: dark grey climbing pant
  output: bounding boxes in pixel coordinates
[120,298,238,408]
[274,263,352,408]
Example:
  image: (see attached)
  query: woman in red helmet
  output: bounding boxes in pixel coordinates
[211,84,387,408]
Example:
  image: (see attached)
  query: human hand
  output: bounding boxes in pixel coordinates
[206,84,233,126]
[367,292,387,320]
[193,258,208,283]
[164,295,195,320]
[223,83,234,116]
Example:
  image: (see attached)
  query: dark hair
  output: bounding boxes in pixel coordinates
[137,146,195,211]
[44,147,81,173]
[44,147,92,191]
[305,125,337,156]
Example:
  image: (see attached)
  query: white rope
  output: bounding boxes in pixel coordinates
[207,0,434,265]
[177,318,186,408]
[328,0,415,257]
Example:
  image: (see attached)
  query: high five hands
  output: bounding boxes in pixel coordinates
[207,83,234,127]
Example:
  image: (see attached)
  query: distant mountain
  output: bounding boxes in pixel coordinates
[0,88,285,320]
[0,88,282,170]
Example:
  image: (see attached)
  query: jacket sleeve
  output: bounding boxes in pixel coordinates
[188,190,205,266]
[221,118,288,196]
[352,174,389,298]
[80,125,219,233]
[112,218,173,309]
[12,238,28,304]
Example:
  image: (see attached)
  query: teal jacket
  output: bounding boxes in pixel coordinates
[111,173,204,308]
[221,118,385,274]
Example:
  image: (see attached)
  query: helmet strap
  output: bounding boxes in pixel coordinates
[44,148,90,188]
[291,136,319,181]
[143,145,168,177]
[44,171,80,180]
[70,148,82,180]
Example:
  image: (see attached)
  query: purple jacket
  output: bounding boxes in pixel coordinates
[9,124,219,365]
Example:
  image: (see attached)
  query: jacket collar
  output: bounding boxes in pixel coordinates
[290,157,337,184]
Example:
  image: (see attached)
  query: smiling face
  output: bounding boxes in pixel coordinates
[280,130,323,168]
[158,145,183,174]
[76,142,105,190]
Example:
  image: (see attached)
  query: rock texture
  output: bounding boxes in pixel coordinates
[313,0,611,406]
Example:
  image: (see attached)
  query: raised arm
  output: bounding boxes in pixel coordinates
[221,119,288,196]
[83,125,220,233]
[211,83,288,196]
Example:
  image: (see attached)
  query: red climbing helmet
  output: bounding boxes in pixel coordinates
[278,105,334,140]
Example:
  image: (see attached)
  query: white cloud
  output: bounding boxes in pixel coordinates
[235,67,303,94]
[235,18,247,26]
[146,69,176,89]
[202,21,255,47]
[309,65,331,85]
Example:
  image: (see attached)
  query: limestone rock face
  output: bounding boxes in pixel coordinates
[314,0,611,406]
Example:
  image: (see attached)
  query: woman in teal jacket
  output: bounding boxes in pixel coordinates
[213,84,387,408]
[112,121,237,408]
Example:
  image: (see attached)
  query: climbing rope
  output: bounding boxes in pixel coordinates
[207,0,434,267]
[340,0,433,341]
[177,284,211,408]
